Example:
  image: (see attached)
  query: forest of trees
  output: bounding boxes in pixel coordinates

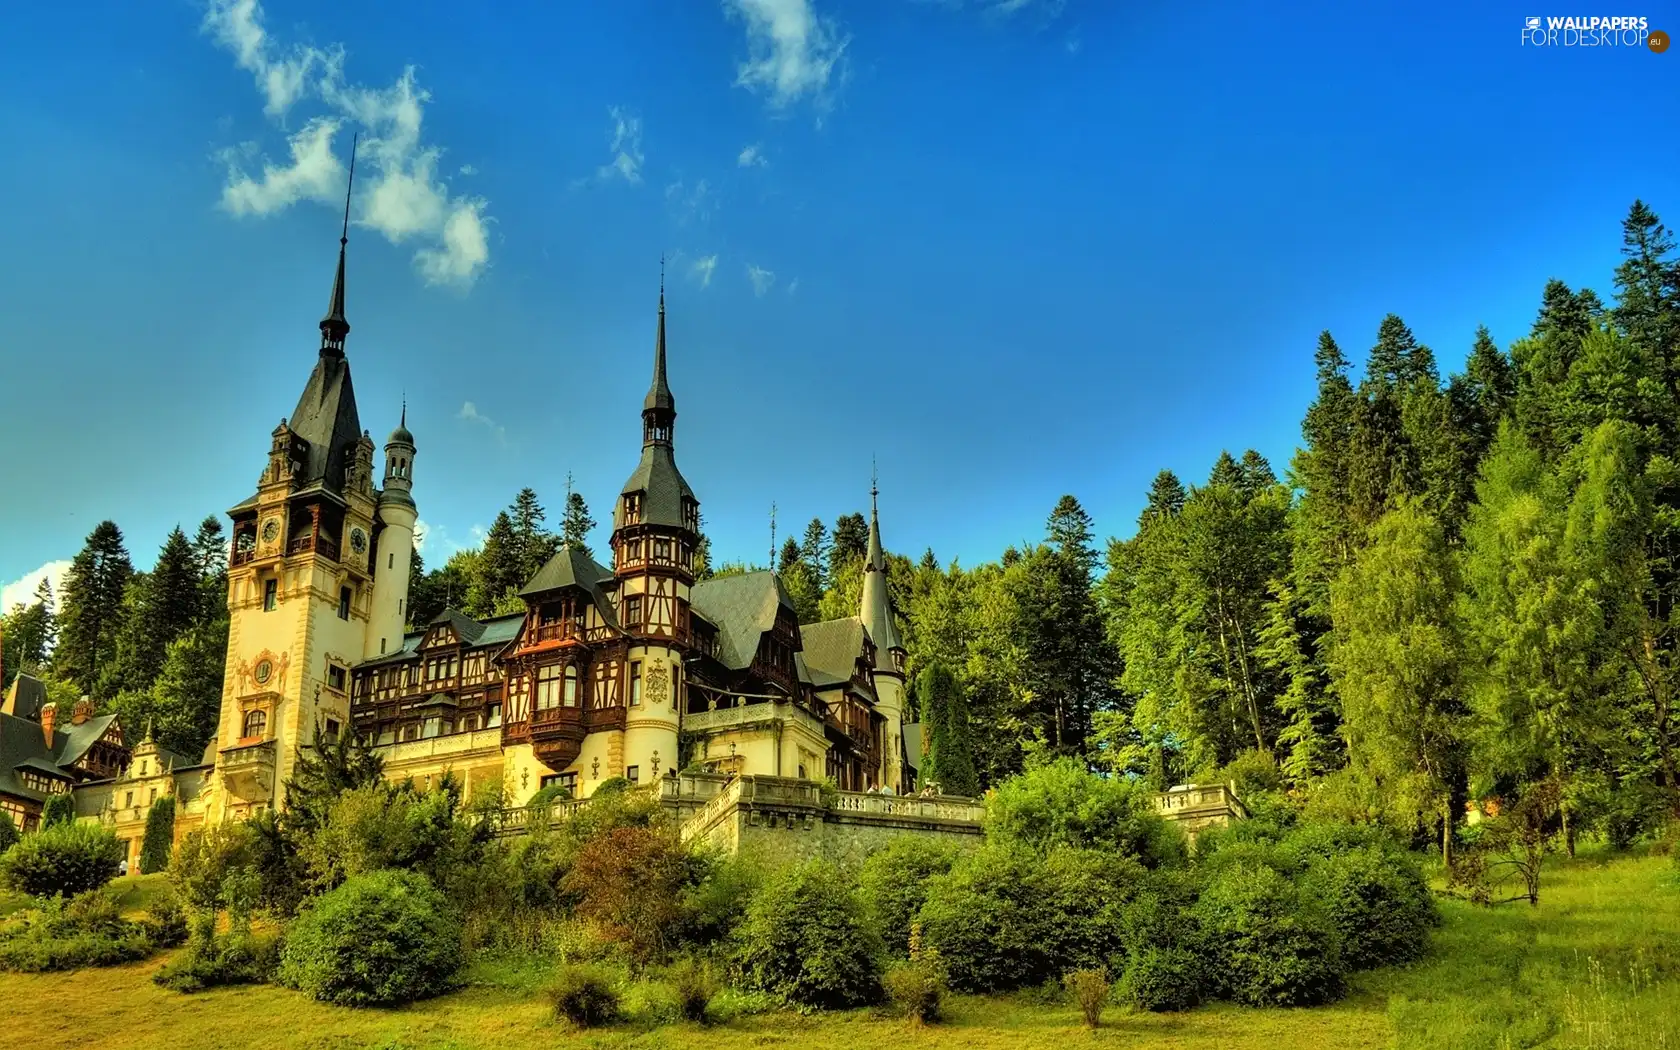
[5,200,1677,859]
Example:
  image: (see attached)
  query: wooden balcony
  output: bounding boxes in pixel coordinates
[287,534,340,560]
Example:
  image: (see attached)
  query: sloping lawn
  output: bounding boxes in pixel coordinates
[0,850,1673,1050]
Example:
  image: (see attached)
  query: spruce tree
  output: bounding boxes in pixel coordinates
[560,489,597,557]
[510,487,560,580]
[1,581,54,685]
[1207,451,1244,490]
[777,536,803,575]
[54,521,134,695]
[110,527,202,694]
[1141,470,1187,522]
[1236,449,1277,499]
[1021,496,1115,755]
[284,721,386,836]
[473,511,522,615]
[191,516,228,622]
[831,513,868,575]
[139,796,176,874]
[801,519,831,590]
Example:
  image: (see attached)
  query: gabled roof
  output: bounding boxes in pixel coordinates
[57,714,120,768]
[521,544,614,601]
[0,712,76,802]
[799,617,868,689]
[690,571,797,671]
[1,674,48,721]
[428,608,486,647]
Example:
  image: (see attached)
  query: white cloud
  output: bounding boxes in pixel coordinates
[737,143,767,168]
[2,561,71,614]
[664,178,716,225]
[596,106,644,184]
[458,164,477,176]
[458,401,507,444]
[723,0,849,113]
[746,263,777,296]
[691,254,719,288]
[202,0,491,288]
[787,277,800,295]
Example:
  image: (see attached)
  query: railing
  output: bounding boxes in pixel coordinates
[828,791,985,824]
[371,727,504,764]
[495,797,587,833]
[286,534,339,560]
[684,777,745,837]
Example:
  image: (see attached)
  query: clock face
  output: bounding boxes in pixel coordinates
[254,659,273,686]
[261,518,280,544]
[350,528,368,554]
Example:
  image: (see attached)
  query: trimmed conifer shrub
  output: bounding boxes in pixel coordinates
[277,869,462,1006]
[0,811,18,854]
[41,793,76,829]
[139,796,176,874]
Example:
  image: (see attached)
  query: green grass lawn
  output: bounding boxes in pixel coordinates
[1,850,1674,1050]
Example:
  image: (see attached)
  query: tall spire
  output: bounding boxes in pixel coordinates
[859,470,902,671]
[319,133,359,359]
[642,258,676,446]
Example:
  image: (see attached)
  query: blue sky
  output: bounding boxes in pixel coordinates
[1,0,1676,605]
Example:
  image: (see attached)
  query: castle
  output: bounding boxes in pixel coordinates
[189,213,915,828]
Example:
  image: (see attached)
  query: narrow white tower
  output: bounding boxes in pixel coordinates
[368,404,417,659]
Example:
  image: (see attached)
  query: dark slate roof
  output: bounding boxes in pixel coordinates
[287,354,363,499]
[799,617,867,689]
[903,722,923,774]
[476,612,529,648]
[615,445,696,531]
[0,712,67,802]
[57,714,119,768]
[520,545,621,631]
[1,674,47,721]
[431,608,487,646]
[355,630,425,669]
[690,571,796,670]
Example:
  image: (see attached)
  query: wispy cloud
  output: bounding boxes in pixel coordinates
[723,0,849,114]
[202,0,492,289]
[596,106,644,184]
[458,401,507,444]
[1,560,71,614]
[664,179,716,225]
[691,254,719,288]
[787,277,800,296]
[746,264,777,296]
[737,143,767,168]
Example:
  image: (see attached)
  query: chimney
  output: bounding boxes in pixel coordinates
[40,702,57,746]
[71,696,94,726]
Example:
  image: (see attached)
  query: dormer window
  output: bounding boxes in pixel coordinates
[624,494,643,524]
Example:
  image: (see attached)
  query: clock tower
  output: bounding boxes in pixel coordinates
[207,147,411,822]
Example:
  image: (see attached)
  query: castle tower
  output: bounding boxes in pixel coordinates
[368,403,418,658]
[608,275,698,789]
[860,477,910,792]
[208,142,390,822]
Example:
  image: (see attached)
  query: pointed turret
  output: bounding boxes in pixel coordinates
[859,472,904,675]
[615,272,697,538]
[643,262,676,445]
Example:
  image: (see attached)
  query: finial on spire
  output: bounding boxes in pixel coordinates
[400,391,407,428]
[660,253,666,300]
[319,132,359,357]
[341,132,358,246]
[769,502,777,569]
[871,456,879,514]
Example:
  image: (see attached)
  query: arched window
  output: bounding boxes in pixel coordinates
[242,709,267,740]
[563,665,579,707]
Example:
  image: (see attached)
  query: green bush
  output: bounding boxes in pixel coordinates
[1064,968,1111,1029]
[856,837,961,957]
[153,931,281,993]
[0,889,155,972]
[1300,844,1435,970]
[1117,947,1202,1012]
[732,859,881,1009]
[277,869,463,1006]
[918,844,1139,993]
[985,758,1183,867]
[547,963,623,1028]
[0,822,122,897]
[1193,863,1345,1007]
[0,811,18,853]
[141,887,189,948]
[666,956,718,1023]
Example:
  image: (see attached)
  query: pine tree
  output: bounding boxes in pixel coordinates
[473,510,522,615]
[1237,450,1277,499]
[1291,330,1362,619]
[54,521,134,695]
[109,527,202,694]
[510,488,561,582]
[777,536,802,575]
[831,513,868,576]
[2,580,54,686]
[1141,470,1186,523]
[801,519,831,591]
[561,486,597,557]
[191,516,228,623]
[1364,313,1420,393]
[1020,496,1115,755]
[1207,451,1244,490]
[781,561,823,625]
[139,796,176,874]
